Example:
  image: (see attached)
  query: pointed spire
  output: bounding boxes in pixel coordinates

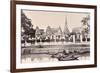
[57,26,62,35]
[63,17,70,34]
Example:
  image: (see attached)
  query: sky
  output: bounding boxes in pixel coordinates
[23,9,89,32]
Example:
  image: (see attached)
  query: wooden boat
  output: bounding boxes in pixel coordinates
[58,55,79,61]
[51,52,80,61]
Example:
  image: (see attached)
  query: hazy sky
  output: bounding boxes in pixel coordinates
[23,10,89,32]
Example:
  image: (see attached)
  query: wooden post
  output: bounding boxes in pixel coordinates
[80,34,83,43]
[73,35,75,43]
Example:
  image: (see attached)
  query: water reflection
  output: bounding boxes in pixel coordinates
[21,54,90,63]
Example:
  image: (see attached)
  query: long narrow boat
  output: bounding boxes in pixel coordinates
[58,55,79,61]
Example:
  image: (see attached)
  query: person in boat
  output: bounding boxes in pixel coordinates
[62,50,69,55]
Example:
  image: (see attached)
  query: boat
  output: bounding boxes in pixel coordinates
[51,52,80,61]
[58,55,79,61]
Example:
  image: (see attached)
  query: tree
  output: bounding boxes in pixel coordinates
[21,11,35,47]
[81,15,90,42]
[81,15,90,34]
[46,26,52,36]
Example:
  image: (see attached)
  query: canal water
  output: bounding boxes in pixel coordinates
[21,53,90,63]
[21,43,90,63]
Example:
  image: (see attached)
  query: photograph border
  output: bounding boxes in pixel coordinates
[10,1,97,72]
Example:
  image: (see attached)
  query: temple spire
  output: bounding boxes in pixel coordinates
[63,17,70,34]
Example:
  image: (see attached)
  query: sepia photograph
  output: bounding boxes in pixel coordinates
[21,10,90,63]
[11,1,97,72]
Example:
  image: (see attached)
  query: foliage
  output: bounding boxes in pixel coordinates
[21,11,35,46]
